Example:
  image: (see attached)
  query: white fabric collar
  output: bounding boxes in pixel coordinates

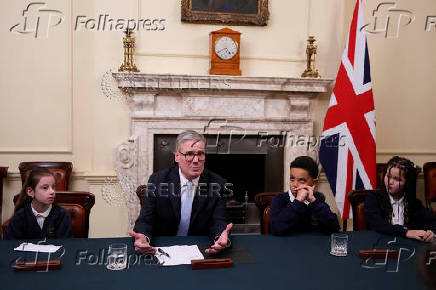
[31,204,52,218]
[179,168,200,187]
[388,194,404,206]
[288,190,295,202]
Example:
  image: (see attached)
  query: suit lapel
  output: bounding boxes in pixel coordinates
[168,167,182,222]
[190,170,209,226]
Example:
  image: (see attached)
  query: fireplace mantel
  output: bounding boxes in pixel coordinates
[112,73,332,120]
[112,73,333,231]
[112,73,332,93]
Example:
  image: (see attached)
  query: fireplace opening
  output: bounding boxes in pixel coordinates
[206,153,266,202]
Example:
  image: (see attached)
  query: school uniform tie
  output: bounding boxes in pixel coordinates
[35,214,44,229]
[177,180,193,236]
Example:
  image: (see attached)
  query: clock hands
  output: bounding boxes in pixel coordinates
[217,47,235,59]
[217,48,228,53]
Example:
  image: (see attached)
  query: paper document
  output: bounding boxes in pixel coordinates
[155,245,204,266]
[14,243,62,253]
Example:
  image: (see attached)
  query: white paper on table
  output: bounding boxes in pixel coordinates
[155,245,204,266]
[14,243,62,253]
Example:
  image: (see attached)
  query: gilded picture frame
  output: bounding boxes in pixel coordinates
[181,0,269,26]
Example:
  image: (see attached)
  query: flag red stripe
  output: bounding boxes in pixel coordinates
[347,0,360,66]
[324,64,377,188]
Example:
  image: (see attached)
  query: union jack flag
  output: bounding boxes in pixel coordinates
[319,0,376,220]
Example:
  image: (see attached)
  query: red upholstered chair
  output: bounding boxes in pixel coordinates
[55,191,95,238]
[18,162,73,191]
[136,184,147,204]
[10,162,73,206]
[347,190,371,231]
[254,192,280,234]
[344,163,385,230]
[262,206,272,234]
[423,162,436,213]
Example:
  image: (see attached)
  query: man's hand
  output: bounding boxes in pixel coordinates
[129,230,157,254]
[406,230,435,242]
[205,223,233,254]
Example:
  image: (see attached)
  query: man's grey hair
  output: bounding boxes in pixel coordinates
[175,130,206,151]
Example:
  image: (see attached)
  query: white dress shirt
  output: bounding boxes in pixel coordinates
[389,195,405,226]
[31,204,52,230]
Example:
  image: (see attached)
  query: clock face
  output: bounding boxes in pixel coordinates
[214,36,238,60]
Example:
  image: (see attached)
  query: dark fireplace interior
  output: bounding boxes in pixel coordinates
[206,153,266,202]
[153,134,284,223]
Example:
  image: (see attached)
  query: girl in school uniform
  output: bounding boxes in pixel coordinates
[4,168,72,239]
[365,156,436,242]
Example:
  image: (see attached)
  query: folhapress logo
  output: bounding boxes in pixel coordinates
[10,2,64,39]
[361,2,415,39]
[10,2,167,39]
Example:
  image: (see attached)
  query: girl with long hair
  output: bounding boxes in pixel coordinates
[4,168,72,240]
[365,156,436,242]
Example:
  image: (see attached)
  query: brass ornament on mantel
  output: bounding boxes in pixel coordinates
[119,29,139,72]
[301,36,320,78]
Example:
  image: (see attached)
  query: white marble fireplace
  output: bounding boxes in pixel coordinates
[112,73,332,231]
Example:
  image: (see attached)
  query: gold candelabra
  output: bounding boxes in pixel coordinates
[301,36,320,78]
[119,29,139,72]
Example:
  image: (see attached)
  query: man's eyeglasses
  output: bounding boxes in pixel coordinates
[178,151,206,162]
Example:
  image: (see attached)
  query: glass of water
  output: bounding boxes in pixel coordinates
[106,243,128,270]
[330,233,348,256]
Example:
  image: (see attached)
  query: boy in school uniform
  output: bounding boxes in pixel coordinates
[270,156,340,235]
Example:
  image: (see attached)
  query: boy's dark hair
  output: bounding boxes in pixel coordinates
[290,156,319,179]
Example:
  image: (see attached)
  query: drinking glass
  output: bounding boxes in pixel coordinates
[106,243,127,270]
[330,233,348,256]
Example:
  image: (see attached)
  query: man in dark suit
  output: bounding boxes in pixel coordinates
[129,130,232,254]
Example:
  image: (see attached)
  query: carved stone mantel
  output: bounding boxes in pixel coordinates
[113,73,332,92]
[112,73,333,231]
